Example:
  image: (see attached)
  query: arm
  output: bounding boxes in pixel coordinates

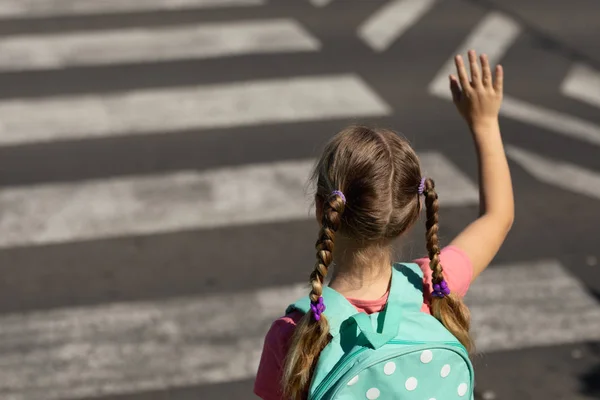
[448,50,515,280]
[254,315,299,400]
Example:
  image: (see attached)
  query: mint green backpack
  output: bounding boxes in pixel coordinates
[287,263,474,400]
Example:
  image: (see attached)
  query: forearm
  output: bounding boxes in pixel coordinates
[449,118,514,278]
[471,119,514,225]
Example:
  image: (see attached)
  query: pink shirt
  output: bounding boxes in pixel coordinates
[254,246,473,400]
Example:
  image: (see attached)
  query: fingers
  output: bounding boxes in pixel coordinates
[468,50,481,86]
[493,64,504,93]
[456,49,503,94]
[449,74,462,103]
[480,54,492,88]
[454,55,470,91]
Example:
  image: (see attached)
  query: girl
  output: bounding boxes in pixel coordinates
[255,50,514,399]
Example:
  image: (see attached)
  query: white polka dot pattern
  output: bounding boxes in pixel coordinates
[405,377,418,391]
[441,364,451,378]
[383,362,396,375]
[420,350,433,364]
[333,346,471,399]
[366,387,380,399]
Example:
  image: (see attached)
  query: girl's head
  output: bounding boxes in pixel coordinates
[283,125,473,399]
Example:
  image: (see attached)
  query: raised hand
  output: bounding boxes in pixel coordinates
[447,50,514,282]
[449,49,503,129]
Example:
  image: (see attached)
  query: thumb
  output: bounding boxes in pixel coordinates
[449,75,462,103]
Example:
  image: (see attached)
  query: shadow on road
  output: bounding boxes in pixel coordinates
[579,290,600,398]
[466,0,600,69]
[579,344,600,398]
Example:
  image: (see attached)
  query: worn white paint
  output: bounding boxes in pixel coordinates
[429,12,521,98]
[0,152,476,249]
[467,260,600,352]
[0,260,597,399]
[0,282,309,400]
[561,63,600,110]
[506,145,600,200]
[418,152,479,206]
[358,0,437,52]
[0,19,320,72]
[0,74,390,146]
[501,97,600,147]
[0,0,264,18]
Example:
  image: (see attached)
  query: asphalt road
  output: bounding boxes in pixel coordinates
[0,0,598,399]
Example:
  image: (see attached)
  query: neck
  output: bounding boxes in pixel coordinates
[328,237,393,300]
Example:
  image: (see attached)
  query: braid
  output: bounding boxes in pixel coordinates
[283,193,345,399]
[310,196,343,301]
[424,178,474,352]
[424,178,443,284]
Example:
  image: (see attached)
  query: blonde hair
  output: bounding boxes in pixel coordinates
[282,126,473,399]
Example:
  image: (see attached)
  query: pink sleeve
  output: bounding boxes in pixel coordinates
[414,246,473,298]
[254,312,303,400]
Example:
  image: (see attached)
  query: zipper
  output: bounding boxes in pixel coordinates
[311,340,469,400]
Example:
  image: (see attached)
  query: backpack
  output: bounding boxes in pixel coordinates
[287,263,474,400]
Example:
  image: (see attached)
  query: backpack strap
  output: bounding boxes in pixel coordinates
[286,263,425,349]
[286,286,359,337]
[388,262,426,310]
[344,263,425,347]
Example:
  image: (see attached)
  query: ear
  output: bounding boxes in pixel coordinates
[315,195,324,225]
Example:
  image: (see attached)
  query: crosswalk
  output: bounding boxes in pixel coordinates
[0,152,477,248]
[0,74,388,145]
[0,0,265,18]
[428,12,521,98]
[0,19,320,71]
[2,260,600,400]
[0,0,599,399]
[423,5,600,205]
[428,10,600,148]
[505,146,600,201]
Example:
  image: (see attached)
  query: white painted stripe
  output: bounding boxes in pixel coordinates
[0,283,309,400]
[501,96,600,147]
[0,74,390,146]
[429,12,521,97]
[466,260,600,352]
[561,63,600,109]
[0,19,320,72]
[0,0,264,18]
[358,0,437,52]
[309,0,334,7]
[0,160,313,249]
[418,153,479,206]
[0,153,477,249]
[506,145,600,200]
[0,260,597,398]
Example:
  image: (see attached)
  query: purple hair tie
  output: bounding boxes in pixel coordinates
[432,280,451,298]
[310,296,326,321]
[330,190,346,204]
[418,177,427,195]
